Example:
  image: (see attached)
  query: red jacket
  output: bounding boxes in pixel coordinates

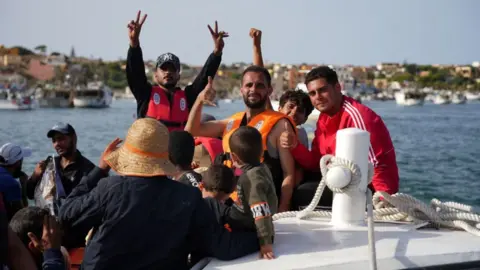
[291,96,399,194]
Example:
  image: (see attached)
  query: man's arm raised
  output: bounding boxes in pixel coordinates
[126,10,151,103]
[185,77,228,138]
[274,120,296,212]
[250,28,274,111]
[185,21,229,110]
[250,28,264,67]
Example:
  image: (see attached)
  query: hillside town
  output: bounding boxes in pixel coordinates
[1,44,480,109]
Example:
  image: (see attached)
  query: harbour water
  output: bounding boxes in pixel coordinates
[1,99,479,207]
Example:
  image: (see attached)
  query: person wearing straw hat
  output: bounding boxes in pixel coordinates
[59,118,259,270]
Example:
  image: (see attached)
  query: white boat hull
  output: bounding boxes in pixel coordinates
[395,92,424,106]
[0,99,35,110]
[452,98,467,104]
[203,217,480,270]
[38,98,72,108]
[433,97,451,105]
[73,97,111,108]
[465,92,480,100]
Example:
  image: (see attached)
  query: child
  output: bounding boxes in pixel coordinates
[200,164,237,227]
[168,130,202,187]
[226,126,277,260]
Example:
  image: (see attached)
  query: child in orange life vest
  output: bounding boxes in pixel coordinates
[225,126,277,260]
[200,164,237,231]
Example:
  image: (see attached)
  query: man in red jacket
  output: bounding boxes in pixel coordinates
[280,66,399,208]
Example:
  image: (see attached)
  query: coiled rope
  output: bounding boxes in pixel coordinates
[272,155,480,270]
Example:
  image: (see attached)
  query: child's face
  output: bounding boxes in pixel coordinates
[230,152,242,168]
[279,101,306,126]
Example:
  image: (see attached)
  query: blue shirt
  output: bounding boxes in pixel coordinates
[0,167,22,203]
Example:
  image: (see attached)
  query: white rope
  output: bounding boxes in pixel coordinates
[273,154,480,231]
[272,155,480,270]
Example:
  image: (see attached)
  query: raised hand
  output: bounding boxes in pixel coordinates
[197,76,217,106]
[27,215,61,251]
[279,122,297,149]
[249,28,262,47]
[208,21,229,55]
[99,138,123,171]
[127,10,148,47]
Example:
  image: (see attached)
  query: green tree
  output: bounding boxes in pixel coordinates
[405,64,418,75]
[367,72,375,80]
[34,45,47,54]
[391,72,414,82]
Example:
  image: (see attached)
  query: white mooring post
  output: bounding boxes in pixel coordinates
[329,128,370,227]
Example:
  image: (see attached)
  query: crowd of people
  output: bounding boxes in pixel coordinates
[0,10,399,270]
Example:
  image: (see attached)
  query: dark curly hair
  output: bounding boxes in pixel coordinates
[229,126,263,165]
[203,164,237,194]
[279,90,314,118]
[305,66,339,86]
[241,65,272,87]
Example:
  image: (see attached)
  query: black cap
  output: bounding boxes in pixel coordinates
[47,122,76,138]
[156,53,180,71]
[200,114,216,123]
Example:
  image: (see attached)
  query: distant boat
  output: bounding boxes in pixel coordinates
[465,91,480,101]
[451,93,467,104]
[35,88,73,108]
[433,94,451,105]
[0,89,36,110]
[394,91,424,106]
[73,82,113,108]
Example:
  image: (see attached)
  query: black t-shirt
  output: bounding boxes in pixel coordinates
[177,171,202,188]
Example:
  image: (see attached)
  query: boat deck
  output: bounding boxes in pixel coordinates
[201,217,480,270]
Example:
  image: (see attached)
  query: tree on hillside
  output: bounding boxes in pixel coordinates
[35,45,47,55]
[390,72,414,83]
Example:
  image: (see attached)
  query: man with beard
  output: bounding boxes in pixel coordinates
[26,122,98,249]
[126,10,227,131]
[185,68,297,212]
[0,143,31,219]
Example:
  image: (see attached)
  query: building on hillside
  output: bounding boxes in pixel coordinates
[455,66,472,78]
[27,59,55,81]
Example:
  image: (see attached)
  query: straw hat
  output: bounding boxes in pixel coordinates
[104,118,177,177]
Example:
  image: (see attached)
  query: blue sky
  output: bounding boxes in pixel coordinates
[1,0,479,66]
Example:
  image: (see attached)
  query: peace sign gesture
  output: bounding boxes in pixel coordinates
[127,10,148,48]
[208,21,229,55]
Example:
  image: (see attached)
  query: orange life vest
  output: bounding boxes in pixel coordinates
[146,86,189,131]
[194,137,224,163]
[221,110,297,202]
[221,110,297,168]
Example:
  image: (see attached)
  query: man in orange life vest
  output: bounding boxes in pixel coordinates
[185,68,297,213]
[126,10,228,131]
